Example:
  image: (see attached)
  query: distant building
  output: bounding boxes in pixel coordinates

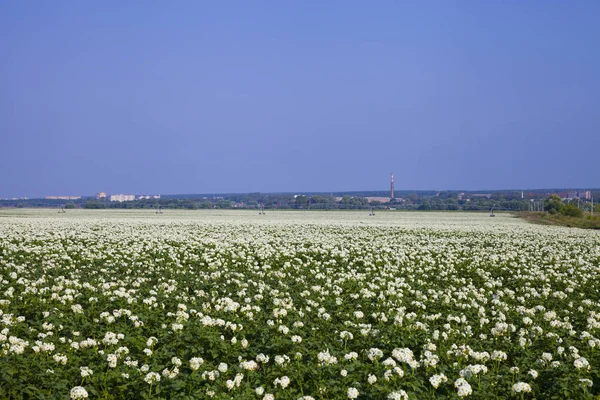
[580,190,591,200]
[137,194,161,200]
[45,196,81,200]
[567,191,578,200]
[365,197,391,203]
[110,194,135,202]
[95,192,107,200]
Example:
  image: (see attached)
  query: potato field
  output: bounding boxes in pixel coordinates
[0,210,598,399]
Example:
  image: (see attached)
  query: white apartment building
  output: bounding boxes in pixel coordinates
[109,194,135,202]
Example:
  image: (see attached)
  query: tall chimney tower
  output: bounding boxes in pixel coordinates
[390,173,395,199]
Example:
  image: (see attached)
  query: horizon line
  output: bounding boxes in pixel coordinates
[2,187,599,199]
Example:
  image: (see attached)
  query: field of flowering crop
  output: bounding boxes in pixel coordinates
[0,209,599,399]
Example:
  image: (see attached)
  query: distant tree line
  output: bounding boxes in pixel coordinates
[2,191,598,213]
[80,194,540,211]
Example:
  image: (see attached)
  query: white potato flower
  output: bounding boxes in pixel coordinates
[70,386,88,399]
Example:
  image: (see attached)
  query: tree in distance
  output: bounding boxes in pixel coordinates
[562,203,583,218]
[544,195,583,218]
[544,195,564,214]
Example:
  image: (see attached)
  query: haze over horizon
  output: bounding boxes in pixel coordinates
[2,2,599,198]
[5,185,600,200]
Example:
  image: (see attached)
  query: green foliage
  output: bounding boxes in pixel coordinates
[561,203,583,217]
[84,200,106,209]
[293,196,309,207]
[339,196,369,207]
[215,200,231,209]
[544,195,564,215]
[522,212,600,229]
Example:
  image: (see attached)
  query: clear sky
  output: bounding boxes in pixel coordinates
[1,1,599,197]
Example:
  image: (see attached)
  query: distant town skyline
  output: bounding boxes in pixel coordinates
[1,2,599,198]
[1,186,598,201]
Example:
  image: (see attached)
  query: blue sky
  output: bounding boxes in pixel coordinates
[1,1,599,197]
